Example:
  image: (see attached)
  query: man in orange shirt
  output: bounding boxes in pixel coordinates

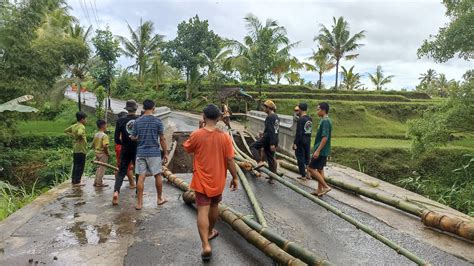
[183,104,239,262]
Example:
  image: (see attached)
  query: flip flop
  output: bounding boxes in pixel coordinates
[208,229,219,241]
[318,188,332,197]
[310,191,320,196]
[253,164,265,170]
[267,179,275,185]
[201,251,212,262]
[157,199,168,206]
[135,205,142,210]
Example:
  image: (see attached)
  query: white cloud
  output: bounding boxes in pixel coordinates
[67,0,472,89]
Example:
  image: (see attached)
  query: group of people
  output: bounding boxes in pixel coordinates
[64,98,333,261]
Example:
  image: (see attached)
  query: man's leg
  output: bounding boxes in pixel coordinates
[154,174,166,205]
[308,167,330,194]
[71,153,79,184]
[76,153,86,184]
[197,204,212,256]
[250,139,264,162]
[304,142,311,179]
[295,146,306,178]
[113,152,132,204]
[135,173,146,210]
[208,199,220,239]
[264,147,277,184]
[94,153,108,186]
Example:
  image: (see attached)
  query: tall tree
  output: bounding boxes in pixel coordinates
[163,15,221,100]
[92,27,121,118]
[227,13,298,95]
[118,19,164,83]
[437,73,450,97]
[316,16,365,90]
[368,65,394,91]
[304,48,335,89]
[340,66,363,90]
[272,56,301,84]
[418,0,473,62]
[417,68,439,95]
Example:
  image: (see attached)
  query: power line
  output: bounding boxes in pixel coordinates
[89,0,99,29]
[80,0,93,26]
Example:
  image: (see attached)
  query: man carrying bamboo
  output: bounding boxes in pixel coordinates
[308,102,332,196]
[250,100,280,184]
[183,104,239,262]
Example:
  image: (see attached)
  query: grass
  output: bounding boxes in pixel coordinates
[333,137,411,149]
[0,180,40,220]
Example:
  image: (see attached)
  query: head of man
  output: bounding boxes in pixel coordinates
[96,119,107,131]
[203,104,222,125]
[143,99,155,114]
[124,100,138,114]
[298,102,308,115]
[76,111,87,124]
[263,100,276,114]
[317,102,329,117]
[294,105,301,117]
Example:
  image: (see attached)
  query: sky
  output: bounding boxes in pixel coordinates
[68,0,472,90]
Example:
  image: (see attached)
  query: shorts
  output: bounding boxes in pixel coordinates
[309,156,327,170]
[195,192,222,207]
[135,156,162,176]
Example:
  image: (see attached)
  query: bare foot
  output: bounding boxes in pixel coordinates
[135,203,142,210]
[129,185,136,189]
[201,245,212,262]
[253,161,265,170]
[311,189,321,196]
[112,192,119,205]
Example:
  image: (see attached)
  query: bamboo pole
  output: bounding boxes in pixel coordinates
[225,205,333,266]
[235,162,267,227]
[279,160,474,242]
[235,155,429,265]
[165,140,178,167]
[91,160,118,171]
[162,167,306,265]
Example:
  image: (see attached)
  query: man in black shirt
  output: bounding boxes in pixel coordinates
[112,100,139,205]
[251,100,279,184]
[292,103,313,179]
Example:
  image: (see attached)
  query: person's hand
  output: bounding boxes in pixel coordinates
[313,150,320,159]
[162,154,169,165]
[230,178,238,191]
[270,145,276,152]
[292,144,297,150]
[199,120,205,128]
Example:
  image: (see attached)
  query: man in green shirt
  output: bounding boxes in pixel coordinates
[308,102,332,196]
[64,112,88,186]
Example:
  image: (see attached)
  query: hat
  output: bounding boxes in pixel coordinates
[263,100,276,111]
[124,100,138,112]
[294,105,300,112]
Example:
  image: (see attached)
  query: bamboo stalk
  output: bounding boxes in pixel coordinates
[279,160,474,242]
[235,155,429,265]
[162,167,306,265]
[238,130,253,156]
[235,162,267,227]
[165,140,177,167]
[276,151,299,165]
[91,160,118,171]
[225,205,333,266]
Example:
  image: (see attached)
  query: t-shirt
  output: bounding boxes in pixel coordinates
[262,113,280,146]
[92,131,109,154]
[313,116,332,157]
[64,122,87,154]
[114,114,139,153]
[132,115,164,157]
[183,128,234,197]
[294,115,313,145]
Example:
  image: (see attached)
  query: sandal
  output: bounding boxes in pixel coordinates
[318,188,332,197]
[201,251,212,262]
[208,229,219,241]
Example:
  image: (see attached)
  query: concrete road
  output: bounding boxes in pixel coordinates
[0,112,471,265]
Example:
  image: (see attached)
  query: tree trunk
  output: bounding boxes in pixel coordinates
[334,59,339,90]
[318,71,323,90]
[186,70,191,101]
[77,82,82,112]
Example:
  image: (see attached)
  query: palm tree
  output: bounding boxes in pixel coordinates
[316,16,365,90]
[272,56,302,84]
[368,65,394,90]
[340,66,363,90]
[419,68,438,86]
[304,47,335,89]
[227,13,299,96]
[68,24,92,43]
[118,19,164,83]
[436,73,453,97]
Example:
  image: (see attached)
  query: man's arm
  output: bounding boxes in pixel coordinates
[267,117,277,146]
[293,119,303,149]
[114,121,122,145]
[64,125,73,136]
[103,136,110,156]
[182,133,195,153]
[227,158,238,191]
[159,134,169,164]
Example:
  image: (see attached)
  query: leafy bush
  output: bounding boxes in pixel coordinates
[248,92,411,102]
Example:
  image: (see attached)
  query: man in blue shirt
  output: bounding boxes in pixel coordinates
[131,99,169,210]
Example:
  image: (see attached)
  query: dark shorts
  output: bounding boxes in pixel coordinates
[195,192,222,207]
[309,156,327,170]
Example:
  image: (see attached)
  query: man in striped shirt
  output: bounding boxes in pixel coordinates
[131,99,169,210]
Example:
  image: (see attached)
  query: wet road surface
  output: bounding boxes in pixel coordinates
[0,112,471,265]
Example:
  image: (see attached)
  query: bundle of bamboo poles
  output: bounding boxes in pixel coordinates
[232,151,428,265]
[242,130,474,242]
[161,167,308,265]
[278,160,474,242]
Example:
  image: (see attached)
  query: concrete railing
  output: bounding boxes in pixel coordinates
[247,111,296,155]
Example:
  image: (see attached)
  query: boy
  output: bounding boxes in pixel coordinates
[250,100,280,184]
[183,104,238,261]
[64,112,88,187]
[308,102,332,196]
[292,103,313,180]
[131,99,168,210]
[92,119,110,187]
